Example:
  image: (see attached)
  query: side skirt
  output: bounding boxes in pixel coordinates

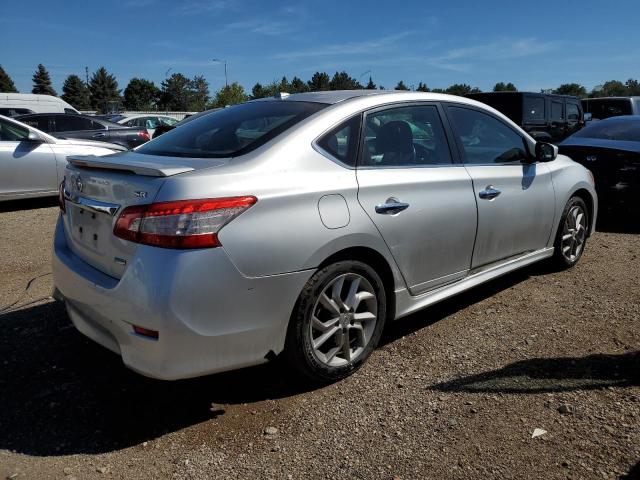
[394,247,554,320]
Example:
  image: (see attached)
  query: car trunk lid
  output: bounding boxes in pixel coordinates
[62,152,231,278]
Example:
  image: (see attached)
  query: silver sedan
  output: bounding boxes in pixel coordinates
[0,115,125,201]
[52,91,597,382]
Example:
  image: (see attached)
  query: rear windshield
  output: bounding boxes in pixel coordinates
[583,99,633,119]
[573,117,640,141]
[137,101,327,158]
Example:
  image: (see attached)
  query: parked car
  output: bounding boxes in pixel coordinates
[582,97,640,120]
[466,92,584,142]
[16,113,150,149]
[114,114,180,137]
[52,91,597,382]
[560,115,640,205]
[0,93,79,115]
[0,115,124,201]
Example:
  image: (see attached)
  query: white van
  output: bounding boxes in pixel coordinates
[0,93,79,117]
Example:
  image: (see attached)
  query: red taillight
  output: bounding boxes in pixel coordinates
[113,196,257,249]
[133,325,159,339]
[58,178,66,213]
[138,130,150,141]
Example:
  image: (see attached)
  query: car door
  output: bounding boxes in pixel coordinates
[0,117,57,198]
[355,103,478,295]
[445,104,556,269]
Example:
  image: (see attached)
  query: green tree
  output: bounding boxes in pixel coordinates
[32,64,56,96]
[416,82,429,92]
[123,78,159,110]
[431,88,446,93]
[365,76,376,90]
[553,83,587,98]
[89,67,121,112]
[308,71,330,91]
[290,76,308,93]
[160,73,191,110]
[445,83,480,96]
[625,79,640,96]
[395,80,409,91]
[493,82,517,92]
[593,80,627,97]
[61,75,91,109]
[0,65,18,93]
[251,82,268,99]
[212,82,247,107]
[188,75,210,111]
[329,71,361,90]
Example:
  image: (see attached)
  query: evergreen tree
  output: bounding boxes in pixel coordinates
[0,65,18,93]
[277,76,291,93]
[308,72,330,91]
[251,82,268,99]
[329,71,361,90]
[123,78,159,110]
[89,67,121,112]
[160,73,191,110]
[445,83,480,96]
[212,82,247,107]
[61,75,91,109]
[188,75,210,111]
[365,76,376,90]
[416,82,429,92]
[290,76,308,93]
[32,64,56,95]
[395,80,409,91]
[493,82,517,92]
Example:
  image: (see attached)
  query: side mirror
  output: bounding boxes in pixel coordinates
[535,142,558,162]
[583,113,593,122]
[26,131,43,142]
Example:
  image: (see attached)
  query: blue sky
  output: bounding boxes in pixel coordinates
[2,0,639,95]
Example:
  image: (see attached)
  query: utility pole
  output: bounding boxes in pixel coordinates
[85,66,89,85]
[212,59,228,87]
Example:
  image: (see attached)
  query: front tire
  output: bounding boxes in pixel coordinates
[551,196,589,269]
[284,260,387,383]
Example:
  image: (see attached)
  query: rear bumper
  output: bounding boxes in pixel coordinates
[52,216,313,380]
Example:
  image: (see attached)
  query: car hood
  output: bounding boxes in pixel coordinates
[54,138,128,151]
[560,136,640,153]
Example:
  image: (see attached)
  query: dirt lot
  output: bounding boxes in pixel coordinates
[0,199,638,480]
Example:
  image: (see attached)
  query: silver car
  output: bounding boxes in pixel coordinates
[0,115,125,201]
[52,91,597,382]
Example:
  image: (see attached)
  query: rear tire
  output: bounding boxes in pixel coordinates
[551,196,589,269]
[284,260,387,383]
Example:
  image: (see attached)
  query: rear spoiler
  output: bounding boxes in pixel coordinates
[67,155,195,177]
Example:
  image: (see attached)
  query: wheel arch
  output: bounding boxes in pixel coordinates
[570,187,595,236]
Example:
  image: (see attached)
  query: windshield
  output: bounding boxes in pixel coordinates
[137,101,327,158]
[573,117,640,141]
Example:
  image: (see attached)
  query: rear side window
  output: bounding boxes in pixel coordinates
[54,115,95,132]
[551,101,564,121]
[524,97,545,121]
[447,106,528,164]
[138,101,327,158]
[360,105,452,167]
[316,115,361,167]
[18,115,50,131]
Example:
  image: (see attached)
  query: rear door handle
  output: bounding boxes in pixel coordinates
[478,186,501,200]
[375,197,410,214]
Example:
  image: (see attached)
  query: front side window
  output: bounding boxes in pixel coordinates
[567,103,580,122]
[138,101,327,158]
[54,115,95,132]
[316,115,361,167]
[0,118,29,141]
[447,106,528,164]
[360,105,452,167]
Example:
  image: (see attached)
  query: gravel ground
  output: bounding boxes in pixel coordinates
[0,199,638,480]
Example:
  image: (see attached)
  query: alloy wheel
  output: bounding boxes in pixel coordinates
[561,205,587,262]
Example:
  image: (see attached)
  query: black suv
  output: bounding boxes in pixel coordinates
[466,92,584,143]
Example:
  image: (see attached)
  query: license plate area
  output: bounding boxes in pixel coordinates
[68,203,113,253]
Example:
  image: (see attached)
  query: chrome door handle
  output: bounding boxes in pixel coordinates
[92,132,106,138]
[375,197,410,214]
[478,186,501,200]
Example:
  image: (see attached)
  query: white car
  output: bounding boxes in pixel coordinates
[0,93,79,117]
[114,114,179,137]
[0,115,125,201]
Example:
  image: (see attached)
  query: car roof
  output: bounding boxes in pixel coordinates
[582,97,640,101]
[251,90,391,104]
